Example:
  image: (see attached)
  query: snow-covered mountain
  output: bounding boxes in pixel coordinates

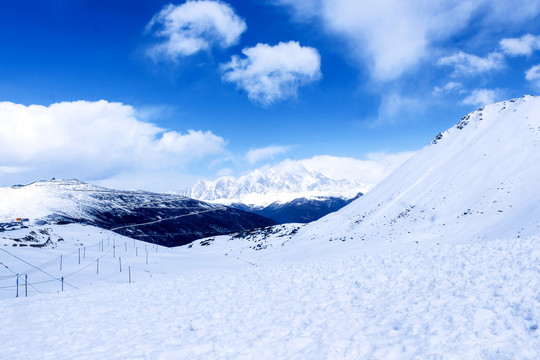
[0,179,275,246]
[191,96,540,258]
[230,194,362,224]
[184,162,366,223]
[286,95,540,251]
[184,162,368,207]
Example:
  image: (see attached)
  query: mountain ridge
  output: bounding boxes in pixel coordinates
[184,162,368,207]
[0,179,276,246]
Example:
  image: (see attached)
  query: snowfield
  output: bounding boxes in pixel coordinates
[1,234,539,359]
[1,96,540,359]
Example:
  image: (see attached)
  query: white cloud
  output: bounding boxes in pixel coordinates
[462,89,501,106]
[0,100,226,189]
[146,0,246,60]
[525,64,540,81]
[500,34,540,56]
[221,41,321,105]
[433,81,463,95]
[525,64,540,90]
[438,51,504,76]
[275,0,540,81]
[246,145,291,164]
[299,152,416,187]
[374,92,425,125]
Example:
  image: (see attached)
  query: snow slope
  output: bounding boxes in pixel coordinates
[1,226,538,359]
[185,162,368,206]
[275,96,540,255]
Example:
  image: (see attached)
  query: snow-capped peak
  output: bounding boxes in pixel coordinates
[185,161,369,206]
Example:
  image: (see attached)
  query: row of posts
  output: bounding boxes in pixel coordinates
[13,238,162,298]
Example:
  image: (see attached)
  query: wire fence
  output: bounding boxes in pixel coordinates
[0,235,164,299]
[0,205,230,299]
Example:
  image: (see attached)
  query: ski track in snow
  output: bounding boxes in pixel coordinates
[1,237,539,360]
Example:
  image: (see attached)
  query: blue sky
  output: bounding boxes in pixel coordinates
[1,0,540,191]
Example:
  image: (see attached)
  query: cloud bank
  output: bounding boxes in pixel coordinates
[438,51,504,77]
[0,100,226,188]
[500,34,540,56]
[299,152,416,187]
[221,41,321,105]
[147,0,246,60]
[275,0,540,81]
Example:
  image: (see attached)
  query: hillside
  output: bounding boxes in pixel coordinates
[287,95,540,253]
[0,179,276,246]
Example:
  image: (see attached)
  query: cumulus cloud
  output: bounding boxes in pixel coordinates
[438,51,504,77]
[462,89,501,106]
[500,34,540,56]
[221,41,321,105]
[275,0,540,81]
[0,100,226,188]
[246,145,291,164]
[299,152,417,188]
[146,0,246,60]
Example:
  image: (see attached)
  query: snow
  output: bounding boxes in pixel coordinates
[0,179,276,247]
[1,227,539,359]
[1,96,540,359]
[282,96,540,256]
[184,162,368,207]
[0,179,162,224]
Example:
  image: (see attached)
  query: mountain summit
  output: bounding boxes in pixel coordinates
[185,162,367,207]
[183,162,368,223]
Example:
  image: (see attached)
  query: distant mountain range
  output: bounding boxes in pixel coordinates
[183,162,366,223]
[230,194,362,224]
[0,179,276,246]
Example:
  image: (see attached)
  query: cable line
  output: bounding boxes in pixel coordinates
[111,207,225,231]
[0,248,78,290]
